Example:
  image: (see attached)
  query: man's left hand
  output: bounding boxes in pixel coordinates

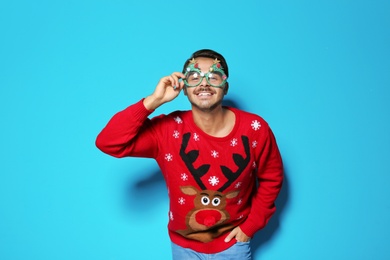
[224,226,251,243]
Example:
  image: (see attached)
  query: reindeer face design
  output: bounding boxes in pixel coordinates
[180,186,239,231]
[176,133,251,242]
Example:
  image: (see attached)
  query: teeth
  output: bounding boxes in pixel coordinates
[197,93,212,96]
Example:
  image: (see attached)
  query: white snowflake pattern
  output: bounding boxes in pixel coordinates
[237,215,244,220]
[252,140,258,148]
[230,138,238,147]
[251,120,261,131]
[181,173,188,181]
[211,150,219,158]
[173,130,180,139]
[165,153,173,162]
[178,197,186,205]
[174,116,183,124]
[252,162,257,169]
[235,182,242,189]
[208,176,220,186]
[193,133,200,141]
[237,198,243,205]
[169,211,174,221]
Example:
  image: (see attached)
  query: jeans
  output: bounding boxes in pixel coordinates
[171,241,252,260]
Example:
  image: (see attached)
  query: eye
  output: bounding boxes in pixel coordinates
[212,198,221,206]
[208,73,223,83]
[201,196,210,205]
[189,72,199,80]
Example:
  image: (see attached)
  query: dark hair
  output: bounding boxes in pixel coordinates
[182,49,229,78]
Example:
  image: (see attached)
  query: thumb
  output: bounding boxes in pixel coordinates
[224,228,238,243]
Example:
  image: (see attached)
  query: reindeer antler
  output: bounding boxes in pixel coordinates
[180,133,210,190]
[180,133,250,192]
[218,136,251,192]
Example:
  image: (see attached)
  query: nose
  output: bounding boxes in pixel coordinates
[195,210,222,227]
[199,76,210,87]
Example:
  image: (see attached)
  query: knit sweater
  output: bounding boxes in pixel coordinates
[96,99,283,254]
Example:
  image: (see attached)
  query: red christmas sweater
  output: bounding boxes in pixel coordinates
[96,99,283,254]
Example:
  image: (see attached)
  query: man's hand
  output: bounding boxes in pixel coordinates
[224,226,251,243]
[143,72,185,111]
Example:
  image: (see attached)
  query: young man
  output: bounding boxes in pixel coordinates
[96,49,283,259]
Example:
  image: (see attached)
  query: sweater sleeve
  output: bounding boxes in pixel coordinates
[95,99,159,159]
[240,127,284,237]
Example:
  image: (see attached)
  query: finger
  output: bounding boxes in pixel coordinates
[167,74,176,89]
[160,76,173,87]
[224,229,238,243]
[171,72,185,89]
[178,80,185,90]
[169,74,179,90]
[165,75,176,89]
[236,228,250,242]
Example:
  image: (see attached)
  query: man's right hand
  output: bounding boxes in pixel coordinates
[143,72,185,111]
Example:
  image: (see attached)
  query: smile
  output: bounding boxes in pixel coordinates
[196,92,213,96]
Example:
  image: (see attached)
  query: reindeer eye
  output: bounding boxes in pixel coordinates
[212,198,221,206]
[201,196,210,205]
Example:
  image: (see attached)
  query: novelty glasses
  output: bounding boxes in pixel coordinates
[183,58,227,88]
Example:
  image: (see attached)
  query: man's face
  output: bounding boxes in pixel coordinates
[184,57,228,112]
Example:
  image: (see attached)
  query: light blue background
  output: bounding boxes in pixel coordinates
[1,0,389,259]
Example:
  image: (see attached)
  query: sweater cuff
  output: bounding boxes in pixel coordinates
[239,207,275,238]
[124,98,154,120]
[239,220,264,238]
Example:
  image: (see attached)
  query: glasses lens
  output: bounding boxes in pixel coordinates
[207,72,224,87]
[185,71,202,87]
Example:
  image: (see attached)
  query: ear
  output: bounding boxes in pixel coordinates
[225,190,239,199]
[223,82,229,95]
[183,86,188,96]
[180,186,198,195]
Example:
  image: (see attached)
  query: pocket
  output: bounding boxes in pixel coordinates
[236,241,251,244]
